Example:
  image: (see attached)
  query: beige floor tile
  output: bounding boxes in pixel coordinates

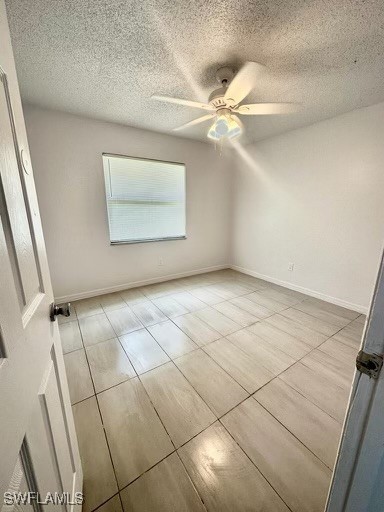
[280,362,349,423]
[229,296,274,319]
[268,283,308,301]
[300,349,354,390]
[79,313,115,347]
[293,301,352,329]
[332,320,364,348]
[210,281,255,298]
[173,313,221,346]
[176,275,211,290]
[341,317,363,334]
[148,320,197,359]
[248,322,312,359]
[120,329,170,374]
[257,287,304,307]
[226,281,258,294]
[332,331,362,349]
[98,378,174,488]
[355,314,366,325]
[264,314,328,348]
[168,291,206,312]
[213,301,259,327]
[255,378,342,469]
[204,283,238,300]
[72,397,118,512]
[188,287,225,305]
[178,422,289,512]
[350,317,366,331]
[245,291,288,313]
[141,281,184,299]
[227,329,296,375]
[86,338,136,393]
[152,296,189,318]
[222,398,331,512]
[95,495,123,512]
[231,274,269,291]
[120,288,147,305]
[194,307,241,336]
[304,296,360,321]
[64,349,94,404]
[319,337,358,362]
[120,453,206,512]
[141,362,216,447]
[74,297,103,319]
[204,338,274,393]
[99,292,127,312]
[106,307,143,336]
[59,321,83,354]
[175,349,248,417]
[280,308,341,336]
[130,301,168,326]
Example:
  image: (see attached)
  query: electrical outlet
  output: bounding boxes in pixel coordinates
[158,257,164,266]
[288,262,294,271]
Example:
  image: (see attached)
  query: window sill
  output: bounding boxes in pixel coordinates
[110,236,187,245]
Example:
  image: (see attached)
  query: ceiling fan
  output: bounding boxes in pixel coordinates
[152,62,298,142]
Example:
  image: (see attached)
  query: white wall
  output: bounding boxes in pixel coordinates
[232,102,384,312]
[24,106,232,300]
[25,103,384,311]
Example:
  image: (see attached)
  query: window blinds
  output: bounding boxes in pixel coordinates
[103,154,186,243]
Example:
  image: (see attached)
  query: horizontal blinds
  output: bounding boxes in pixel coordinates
[103,155,186,243]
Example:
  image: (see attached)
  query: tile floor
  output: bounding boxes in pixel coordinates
[60,269,365,512]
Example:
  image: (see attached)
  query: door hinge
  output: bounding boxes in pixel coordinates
[356,350,383,379]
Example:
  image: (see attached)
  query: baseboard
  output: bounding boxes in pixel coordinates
[55,264,230,303]
[231,265,368,315]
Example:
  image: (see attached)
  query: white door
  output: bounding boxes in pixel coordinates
[0,2,82,510]
[326,250,384,511]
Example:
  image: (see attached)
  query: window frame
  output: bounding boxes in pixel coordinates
[102,152,187,245]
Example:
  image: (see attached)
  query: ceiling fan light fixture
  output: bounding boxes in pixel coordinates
[207,113,242,141]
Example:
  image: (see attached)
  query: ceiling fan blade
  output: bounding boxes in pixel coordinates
[224,62,264,105]
[235,103,298,115]
[152,95,214,111]
[173,114,215,131]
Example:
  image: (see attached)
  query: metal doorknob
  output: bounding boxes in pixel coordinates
[50,302,71,322]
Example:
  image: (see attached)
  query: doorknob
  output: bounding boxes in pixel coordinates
[50,302,71,322]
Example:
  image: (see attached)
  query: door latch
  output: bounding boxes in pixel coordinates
[356,350,383,379]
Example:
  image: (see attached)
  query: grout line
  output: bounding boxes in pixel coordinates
[132,362,211,510]
[116,449,177,493]
[216,418,295,512]
[272,316,361,420]
[70,313,123,505]
[89,491,121,512]
[173,451,209,511]
[252,397,337,472]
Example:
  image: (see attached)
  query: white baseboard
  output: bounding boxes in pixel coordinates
[55,264,230,303]
[231,265,368,315]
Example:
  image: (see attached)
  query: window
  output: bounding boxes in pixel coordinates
[103,154,186,244]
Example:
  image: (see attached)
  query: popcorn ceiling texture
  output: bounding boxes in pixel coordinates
[5,0,384,144]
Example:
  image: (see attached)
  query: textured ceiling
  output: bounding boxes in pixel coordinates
[5,0,384,144]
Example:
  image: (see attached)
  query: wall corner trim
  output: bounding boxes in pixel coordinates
[231,265,368,315]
